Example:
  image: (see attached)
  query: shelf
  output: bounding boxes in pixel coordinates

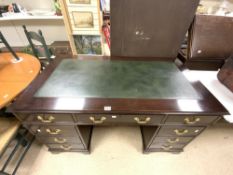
[0,15,63,21]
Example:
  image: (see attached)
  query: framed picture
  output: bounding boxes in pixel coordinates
[72,11,94,28]
[69,0,91,4]
[74,35,102,55]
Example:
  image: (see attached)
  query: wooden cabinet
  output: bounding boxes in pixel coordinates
[141,115,220,153]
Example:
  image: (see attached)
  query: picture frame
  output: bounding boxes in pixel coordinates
[69,0,91,4]
[72,11,94,28]
[74,35,102,55]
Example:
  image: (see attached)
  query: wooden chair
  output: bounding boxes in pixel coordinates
[0,32,20,61]
[0,116,34,175]
[22,25,54,69]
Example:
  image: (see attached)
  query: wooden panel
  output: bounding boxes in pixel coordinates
[165,115,219,125]
[149,142,185,149]
[152,136,193,145]
[36,136,82,144]
[140,126,159,149]
[26,125,79,137]
[145,148,183,153]
[190,15,233,60]
[184,59,224,70]
[46,143,85,151]
[111,0,200,58]
[17,113,76,123]
[75,114,164,125]
[157,126,204,137]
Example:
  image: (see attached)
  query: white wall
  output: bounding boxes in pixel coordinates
[0,0,54,10]
[0,0,68,46]
[0,20,68,46]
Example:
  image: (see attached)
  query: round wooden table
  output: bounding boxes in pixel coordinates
[0,52,41,109]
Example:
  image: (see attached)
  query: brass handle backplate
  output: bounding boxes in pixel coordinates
[134,117,151,124]
[184,117,200,124]
[89,116,106,124]
[46,128,61,135]
[167,138,179,144]
[174,129,188,136]
[54,138,66,143]
[161,145,173,150]
[37,115,55,123]
[60,145,72,151]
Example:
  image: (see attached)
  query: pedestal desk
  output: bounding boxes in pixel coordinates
[9,56,229,153]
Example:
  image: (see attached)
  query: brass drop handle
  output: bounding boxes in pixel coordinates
[89,116,106,124]
[167,138,179,143]
[184,117,200,124]
[161,145,173,150]
[37,115,55,123]
[60,145,72,151]
[46,128,61,135]
[134,117,151,124]
[54,138,66,143]
[174,129,188,136]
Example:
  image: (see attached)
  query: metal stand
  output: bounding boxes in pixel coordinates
[0,127,35,175]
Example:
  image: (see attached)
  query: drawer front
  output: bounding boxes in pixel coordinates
[75,114,164,125]
[149,142,185,149]
[152,137,193,145]
[26,125,78,137]
[47,143,85,151]
[17,113,75,123]
[157,126,205,137]
[36,136,82,144]
[165,115,219,125]
[146,148,183,153]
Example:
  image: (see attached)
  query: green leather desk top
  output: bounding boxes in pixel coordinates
[34,59,200,99]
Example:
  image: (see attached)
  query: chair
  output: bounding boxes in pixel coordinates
[0,31,20,61]
[22,25,54,69]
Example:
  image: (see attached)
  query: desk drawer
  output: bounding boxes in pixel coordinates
[150,142,185,150]
[152,137,193,145]
[36,136,82,144]
[17,113,75,124]
[146,148,183,153]
[157,126,204,137]
[165,115,219,125]
[75,114,164,125]
[47,143,85,151]
[26,125,79,137]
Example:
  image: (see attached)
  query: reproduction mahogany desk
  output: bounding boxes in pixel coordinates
[9,56,229,153]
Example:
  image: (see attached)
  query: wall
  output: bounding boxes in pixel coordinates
[0,0,54,10]
[0,0,68,47]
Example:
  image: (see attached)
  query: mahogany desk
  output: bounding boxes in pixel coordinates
[9,57,229,153]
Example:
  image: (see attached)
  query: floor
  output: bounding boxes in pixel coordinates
[4,70,233,175]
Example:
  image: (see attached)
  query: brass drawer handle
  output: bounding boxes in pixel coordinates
[167,138,179,143]
[54,138,66,143]
[134,117,151,124]
[161,145,173,150]
[184,117,200,124]
[174,129,188,136]
[89,116,106,124]
[37,115,55,123]
[46,128,61,135]
[60,144,72,151]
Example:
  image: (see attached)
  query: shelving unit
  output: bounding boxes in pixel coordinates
[0,16,63,21]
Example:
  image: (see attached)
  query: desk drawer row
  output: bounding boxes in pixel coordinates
[17,113,219,126]
[142,125,207,153]
[22,124,93,152]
